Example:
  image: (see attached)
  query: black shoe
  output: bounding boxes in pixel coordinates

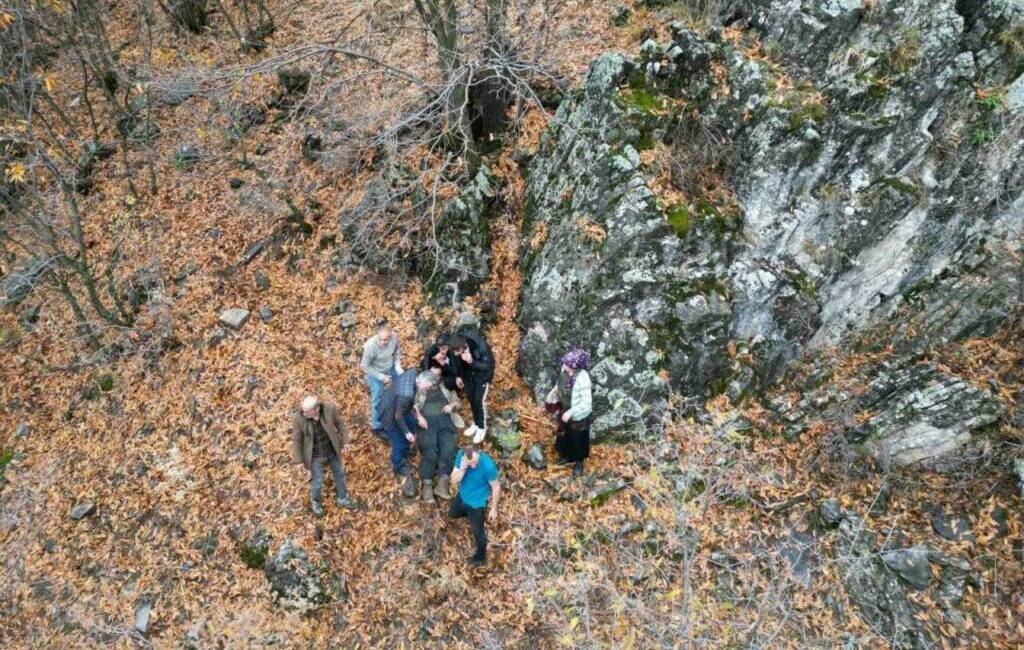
[468,555,486,568]
[555,457,573,467]
[572,462,584,478]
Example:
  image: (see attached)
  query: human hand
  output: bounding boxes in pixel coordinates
[458,454,469,471]
[456,377,464,390]
[487,508,497,523]
[561,411,572,423]
[417,416,428,430]
[383,376,393,386]
[405,432,415,443]
[442,404,454,414]
[460,350,473,363]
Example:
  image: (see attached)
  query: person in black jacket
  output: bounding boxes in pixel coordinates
[450,328,495,444]
[419,333,458,391]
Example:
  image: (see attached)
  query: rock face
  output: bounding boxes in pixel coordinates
[848,363,1003,469]
[517,0,1024,443]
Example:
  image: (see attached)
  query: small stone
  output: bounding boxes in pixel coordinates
[18,304,40,331]
[69,501,96,520]
[228,178,244,189]
[42,538,58,553]
[254,271,270,291]
[259,306,274,323]
[819,498,844,528]
[240,241,265,265]
[209,326,228,347]
[340,312,357,329]
[219,308,250,331]
[14,421,29,439]
[522,443,547,470]
[802,127,821,142]
[134,600,153,635]
[881,546,933,590]
[611,4,631,26]
[931,508,975,542]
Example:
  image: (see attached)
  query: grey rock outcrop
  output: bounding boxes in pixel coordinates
[848,363,1004,469]
[517,0,1024,444]
[264,538,344,614]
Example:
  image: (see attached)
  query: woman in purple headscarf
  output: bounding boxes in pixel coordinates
[544,348,593,477]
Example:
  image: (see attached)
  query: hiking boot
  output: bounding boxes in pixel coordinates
[311,500,324,518]
[401,475,418,498]
[572,461,584,478]
[434,476,451,500]
[468,554,486,568]
[555,457,573,467]
[421,480,435,504]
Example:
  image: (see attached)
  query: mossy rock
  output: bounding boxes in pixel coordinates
[240,543,269,570]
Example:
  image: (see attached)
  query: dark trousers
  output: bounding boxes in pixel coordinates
[418,414,457,481]
[448,493,487,560]
[387,412,420,475]
[464,376,490,429]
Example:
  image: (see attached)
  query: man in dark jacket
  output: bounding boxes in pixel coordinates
[377,368,419,497]
[291,395,360,517]
[419,333,458,391]
[450,327,495,444]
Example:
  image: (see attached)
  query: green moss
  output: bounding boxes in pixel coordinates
[617,87,665,115]
[96,373,115,392]
[240,544,269,569]
[788,100,827,131]
[0,448,12,483]
[886,28,922,75]
[665,204,691,237]
[881,176,921,198]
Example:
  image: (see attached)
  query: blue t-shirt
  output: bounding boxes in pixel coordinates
[454,450,498,508]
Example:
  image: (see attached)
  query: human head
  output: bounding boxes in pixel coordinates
[300,395,320,419]
[462,445,480,468]
[450,334,468,354]
[560,348,591,376]
[376,319,392,344]
[415,370,439,393]
[435,333,451,358]
[427,359,443,376]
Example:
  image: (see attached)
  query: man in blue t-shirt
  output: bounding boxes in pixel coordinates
[448,446,500,567]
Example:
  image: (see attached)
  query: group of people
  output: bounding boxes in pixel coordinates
[290,315,594,567]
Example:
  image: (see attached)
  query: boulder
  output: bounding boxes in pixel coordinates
[930,508,974,543]
[836,515,930,647]
[818,498,844,529]
[881,546,933,590]
[69,502,96,520]
[258,306,274,323]
[489,409,521,458]
[849,363,1004,469]
[219,308,250,331]
[522,443,547,470]
[134,600,153,636]
[264,538,344,613]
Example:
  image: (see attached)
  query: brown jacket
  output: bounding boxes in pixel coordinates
[291,401,349,470]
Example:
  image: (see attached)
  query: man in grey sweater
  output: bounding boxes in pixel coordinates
[361,319,403,435]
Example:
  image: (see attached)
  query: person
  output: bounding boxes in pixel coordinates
[420,333,458,391]
[544,348,593,477]
[377,367,419,497]
[361,319,403,436]
[414,369,463,503]
[448,445,500,567]
[450,327,494,444]
[291,395,360,517]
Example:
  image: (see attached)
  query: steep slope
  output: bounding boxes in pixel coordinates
[517,0,1024,460]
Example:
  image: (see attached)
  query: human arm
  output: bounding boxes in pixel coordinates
[565,371,593,421]
[329,405,349,447]
[450,451,468,487]
[290,413,304,463]
[395,394,415,439]
[487,480,500,522]
[393,339,403,374]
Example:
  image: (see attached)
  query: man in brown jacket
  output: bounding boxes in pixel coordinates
[292,395,359,517]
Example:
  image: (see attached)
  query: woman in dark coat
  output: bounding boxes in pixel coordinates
[545,348,593,477]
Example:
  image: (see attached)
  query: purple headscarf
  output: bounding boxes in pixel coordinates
[561,348,591,387]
